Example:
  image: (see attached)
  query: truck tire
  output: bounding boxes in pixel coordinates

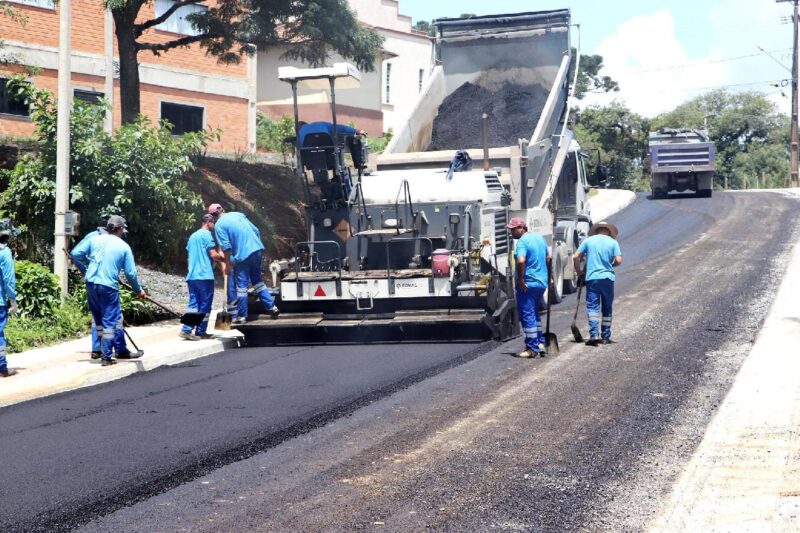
[563,232,579,294]
[696,189,712,198]
[652,189,667,200]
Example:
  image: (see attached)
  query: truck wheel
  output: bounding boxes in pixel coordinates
[550,257,564,304]
[652,189,666,200]
[696,189,712,198]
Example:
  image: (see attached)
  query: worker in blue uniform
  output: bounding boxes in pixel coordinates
[180,214,225,340]
[508,217,550,358]
[573,221,623,346]
[72,215,147,365]
[208,203,279,324]
[71,223,136,359]
[0,221,19,377]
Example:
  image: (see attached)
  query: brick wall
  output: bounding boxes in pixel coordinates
[0,1,251,150]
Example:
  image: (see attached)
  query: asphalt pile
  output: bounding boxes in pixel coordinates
[427,82,549,151]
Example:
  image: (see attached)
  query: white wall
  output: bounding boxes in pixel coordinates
[380,30,432,134]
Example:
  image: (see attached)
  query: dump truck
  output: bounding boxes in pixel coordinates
[649,128,716,198]
[237,9,604,346]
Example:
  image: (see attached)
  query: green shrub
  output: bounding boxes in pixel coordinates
[5,296,88,353]
[368,128,393,154]
[0,76,209,266]
[14,260,60,319]
[256,112,295,159]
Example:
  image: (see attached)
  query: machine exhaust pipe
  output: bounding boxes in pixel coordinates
[482,113,490,171]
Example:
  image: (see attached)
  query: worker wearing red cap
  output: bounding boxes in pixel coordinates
[507,217,550,358]
[208,203,279,323]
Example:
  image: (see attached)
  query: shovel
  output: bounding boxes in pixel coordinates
[118,280,206,328]
[214,271,232,331]
[544,260,559,355]
[570,279,585,343]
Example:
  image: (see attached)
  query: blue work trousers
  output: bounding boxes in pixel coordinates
[87,282,123,361]
[586,279,614,340]
[232,251,275,319]
[182,279,214,335]
[0,306,7,372]
[517,285,546,353]
[90,280,127,354]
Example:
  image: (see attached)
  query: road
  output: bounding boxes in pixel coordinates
[1,191,798,532]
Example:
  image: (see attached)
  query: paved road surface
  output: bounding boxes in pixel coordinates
[1,191,798,532]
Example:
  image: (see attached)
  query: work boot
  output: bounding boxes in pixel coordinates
[518,348,534,358]
[538,343,547,357]
[0,368,18,377]
[101,359,117,367]
[91,351,102,360]
[195,333,215,340]
[586,336,600,347]
[117,349,143,359]
[179,331,200,341]
[600,339,613,345]
[232,317,247,325]
[269,306,280,320]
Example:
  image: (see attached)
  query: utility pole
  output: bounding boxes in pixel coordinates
[104,7,114,134]
[778,0,800,187]
[54,0,72,301]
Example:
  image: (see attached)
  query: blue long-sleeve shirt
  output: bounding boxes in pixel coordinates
[213,212,264,264]
[71,227,107,274]
[0,245,17,305]
[71,233,142,292]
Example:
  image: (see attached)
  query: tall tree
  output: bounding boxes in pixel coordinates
[105,0,383,125]
[574,101,649,190]
[651,90,789,189]
[569,49,619,100]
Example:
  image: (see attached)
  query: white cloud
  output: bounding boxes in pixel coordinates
[584,1,793,117]
[583,9,726,117]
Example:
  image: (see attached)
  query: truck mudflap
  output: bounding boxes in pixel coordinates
[235,309,495,346]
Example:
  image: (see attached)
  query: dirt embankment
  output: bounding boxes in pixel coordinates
[427,82,549,151]
[186,157,306,260]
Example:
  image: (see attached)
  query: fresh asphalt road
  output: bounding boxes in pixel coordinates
[2,191,799,532]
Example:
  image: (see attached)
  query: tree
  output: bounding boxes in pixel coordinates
[105,0,383,125]
[569,49,619,100]
[651,90,789,189]
[574,101,649,190]
[0,76,208,266]
[413,20,432,35]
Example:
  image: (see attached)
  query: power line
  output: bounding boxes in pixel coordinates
[644,78,788,94]
[632,48,792,73]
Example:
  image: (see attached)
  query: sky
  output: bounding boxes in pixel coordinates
[397,0,794,117]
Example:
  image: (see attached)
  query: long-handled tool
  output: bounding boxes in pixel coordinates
[544,259,559,354]
[215,271,232,331]
[63,248,205,328]
[570,279,585,343]
[118,280,205,328]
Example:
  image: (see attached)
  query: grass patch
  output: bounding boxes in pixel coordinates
[6,298,89,353]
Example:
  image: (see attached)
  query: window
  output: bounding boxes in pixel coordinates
[384,63,392,104]
[155,0,207,36]
[0,78,30,117]
[161,102,204,135]
[418,68,424,93]
[74,89,104,106]
[9,0,55,8]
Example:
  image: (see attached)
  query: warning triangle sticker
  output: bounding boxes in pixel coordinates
[314,285,326,297]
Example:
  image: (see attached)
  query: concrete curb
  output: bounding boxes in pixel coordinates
[0,330,242,409]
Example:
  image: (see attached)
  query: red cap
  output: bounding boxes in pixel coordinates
[506,217,527,229]
[207,203,223,216]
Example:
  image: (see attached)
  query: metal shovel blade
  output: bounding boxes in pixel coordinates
[545,332,559,354]
[214,310,232,331]
[570,321,584,343]
[180,312,206,328]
